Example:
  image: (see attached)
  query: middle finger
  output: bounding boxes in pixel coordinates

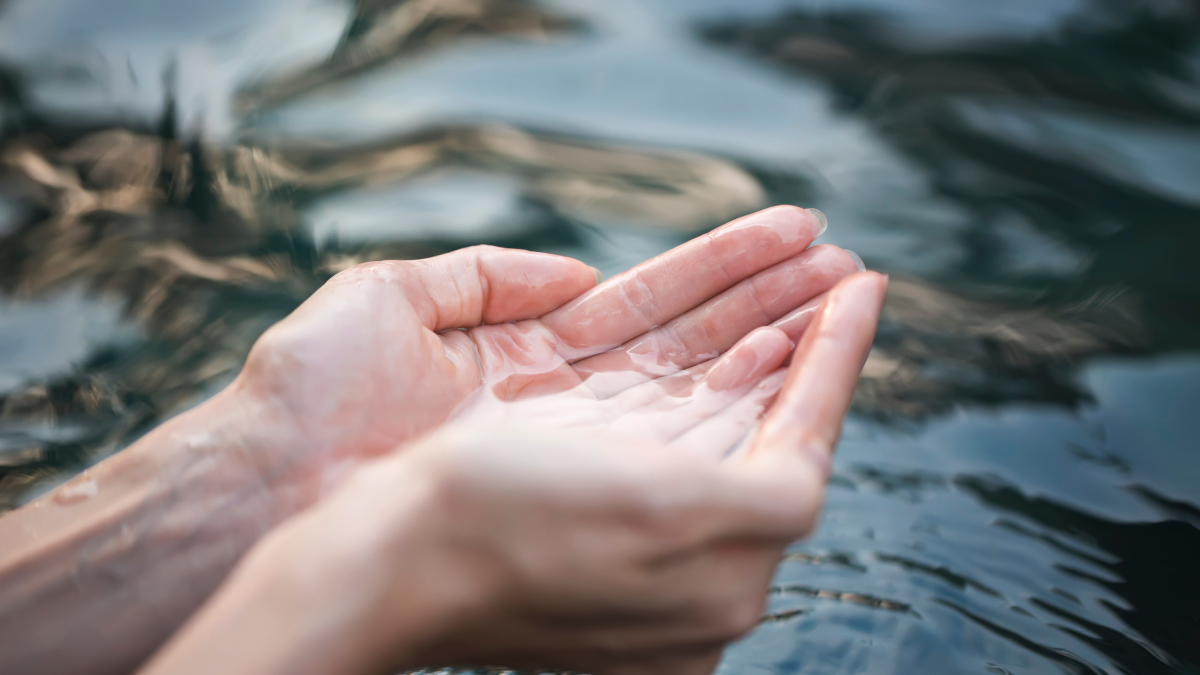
[541,206,826,358]
[573,244,858,398]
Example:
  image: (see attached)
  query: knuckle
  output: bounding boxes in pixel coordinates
[460,244,503,270]
[245,324,301,374]
[335,259,404,280]
[660,324,695,361]
[465,244,502,256]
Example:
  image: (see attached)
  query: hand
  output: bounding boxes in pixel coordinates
[138,272,888,675]
[0,206,861,675]
[232,206,858,490]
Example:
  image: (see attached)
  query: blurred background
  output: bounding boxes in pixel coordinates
[1,0,1198,672]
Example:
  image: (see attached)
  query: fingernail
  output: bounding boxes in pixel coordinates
[805,208,828,236]
[845,249,865,272]
[590,266,604,284]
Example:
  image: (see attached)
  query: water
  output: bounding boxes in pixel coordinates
[1,0,1198,672]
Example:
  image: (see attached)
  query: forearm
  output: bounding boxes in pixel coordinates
[136,457,446,675]
[135,531,392,675]
[0,385,314,675]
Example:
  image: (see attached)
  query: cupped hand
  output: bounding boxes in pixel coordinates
[232,206,858,487]
[139,271,889,675]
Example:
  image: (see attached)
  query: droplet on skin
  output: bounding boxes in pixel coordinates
[55,480,98,505]
[185,433,218,452]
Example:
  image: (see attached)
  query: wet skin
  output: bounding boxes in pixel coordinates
[233,205,859,483]
[0,206,883,675]
[139,270,889,675]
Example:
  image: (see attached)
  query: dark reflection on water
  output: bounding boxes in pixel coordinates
[1,0,1198,673]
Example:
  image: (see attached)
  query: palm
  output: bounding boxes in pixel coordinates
[239,206,859,466]
[453,318,790,458]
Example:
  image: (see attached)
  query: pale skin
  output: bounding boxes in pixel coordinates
[0,206,886,675]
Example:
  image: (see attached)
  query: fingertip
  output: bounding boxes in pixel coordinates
[864,270,890,296]
[803,244,862,280]
[752,324,793,351]
[829,270,889,305]
[717,205,825,248]
[746,326,794,367]
[705,326,793,392]
[805,207,828,236]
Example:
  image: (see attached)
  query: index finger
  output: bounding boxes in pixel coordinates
[752,272,888,474]
[542,206,827,358]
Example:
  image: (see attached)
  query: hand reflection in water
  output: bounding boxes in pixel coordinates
[0,207,885,675]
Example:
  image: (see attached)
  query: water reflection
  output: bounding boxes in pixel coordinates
[703,0,1200,347]
[234,0,581,113]
[1,0,1198,673]
[957,477,1200,673]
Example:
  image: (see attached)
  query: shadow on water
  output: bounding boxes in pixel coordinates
[1,0,1199,673]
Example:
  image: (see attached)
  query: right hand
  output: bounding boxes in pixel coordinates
[139,271,888,675]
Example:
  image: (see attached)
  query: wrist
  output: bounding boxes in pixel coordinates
[150,456,456,675]
[0,380,325,675]
[196,379,337,519]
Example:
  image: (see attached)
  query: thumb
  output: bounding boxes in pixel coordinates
[402,245,600,330]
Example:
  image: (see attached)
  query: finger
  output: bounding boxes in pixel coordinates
[666,369,787,459]
[604,328,791,443]
[673,273,887,542]
[772,291,828,345]
[573,245,857,398]
[467,320,584,401]
[607,326,790,411]
[752,272,888,475]
[543,206,826,357]
[399,245,599,331]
